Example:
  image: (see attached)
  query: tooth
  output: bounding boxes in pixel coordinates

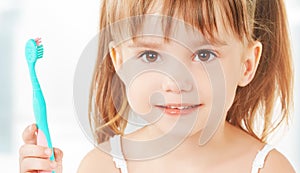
[164,105,197,109]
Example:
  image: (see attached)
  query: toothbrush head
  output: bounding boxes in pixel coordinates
[25,38,44,63]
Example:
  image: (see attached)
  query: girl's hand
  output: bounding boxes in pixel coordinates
[19,124,63,173]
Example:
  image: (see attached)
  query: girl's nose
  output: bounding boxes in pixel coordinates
[162,77,193,94]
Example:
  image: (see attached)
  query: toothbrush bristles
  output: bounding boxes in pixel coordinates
[35,38,44,58]
[35,38,42,46]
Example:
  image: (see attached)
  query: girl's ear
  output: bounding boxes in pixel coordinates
[238,41,263,87]
[109,41,122,71]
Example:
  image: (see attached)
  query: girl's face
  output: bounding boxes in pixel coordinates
[110,16,261,140]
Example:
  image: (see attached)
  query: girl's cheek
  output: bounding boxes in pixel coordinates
[222,63,241,111]
[127,72,162,114]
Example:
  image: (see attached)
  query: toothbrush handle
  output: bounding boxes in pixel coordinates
[37,130,54,173]
[33,89,55,173]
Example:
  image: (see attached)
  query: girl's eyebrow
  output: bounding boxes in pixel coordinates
[126,39,165,49]
[125,37,228,49]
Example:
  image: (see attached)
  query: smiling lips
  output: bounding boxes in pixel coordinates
[155,104,202,116]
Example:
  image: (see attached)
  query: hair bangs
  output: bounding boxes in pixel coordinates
[105,0,253,46]
[161,0,253,44]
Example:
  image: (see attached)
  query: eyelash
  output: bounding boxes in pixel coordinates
[138,49,218,63]
[192,49,218,62]
[138,50,162,63]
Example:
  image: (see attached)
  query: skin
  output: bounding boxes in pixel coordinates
[19,124,63,173]
[77,124,295,173]
[112,34,243,138]
[19,9,295,173]
[77,18,296,172]
[108,14,256,140]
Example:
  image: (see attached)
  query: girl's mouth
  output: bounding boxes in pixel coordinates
[155,104,202,116]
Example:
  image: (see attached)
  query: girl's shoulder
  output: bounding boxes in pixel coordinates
[228,124,295,172]
[77,141,118,173]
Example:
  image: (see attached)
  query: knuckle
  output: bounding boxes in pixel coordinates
[19,144,44,158]
[22,157,52,172]
[20,158,32,172]
[19,145,26,156]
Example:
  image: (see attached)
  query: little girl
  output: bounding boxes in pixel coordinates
[19,0,296,172]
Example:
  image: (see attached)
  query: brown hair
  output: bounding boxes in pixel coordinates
[89,0,293,143]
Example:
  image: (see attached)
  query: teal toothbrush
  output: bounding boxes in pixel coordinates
[25,38,55,173]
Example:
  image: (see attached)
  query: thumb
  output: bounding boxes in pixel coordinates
[22,124,37,144]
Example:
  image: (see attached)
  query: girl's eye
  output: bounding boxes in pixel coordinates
[193,49,217,62]
[139,50,162,63]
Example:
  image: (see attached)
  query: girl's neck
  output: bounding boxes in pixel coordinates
[173,121,228,153]
[123,121,231,159]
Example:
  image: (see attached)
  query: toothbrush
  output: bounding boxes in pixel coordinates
[25,38,55,173]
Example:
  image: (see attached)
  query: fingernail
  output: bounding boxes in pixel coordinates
[45,148,52,155]
[50,162,57,168]
[54,149,59,155]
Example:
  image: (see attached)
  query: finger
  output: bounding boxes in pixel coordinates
[20,157,57,173]
[53,148,63,173]
[22,124,37,144]
[55,162,63,173]
[19,144,52,160]
[53,148,63,162]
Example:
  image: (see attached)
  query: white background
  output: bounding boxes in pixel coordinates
[0,0,299,172]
